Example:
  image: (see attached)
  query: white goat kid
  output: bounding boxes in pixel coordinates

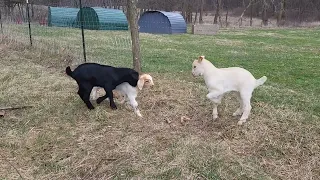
[192,56,267,125]
[91,74,154,117]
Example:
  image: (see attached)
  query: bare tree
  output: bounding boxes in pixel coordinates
[277,0,286,26]
[127,0,141,72]
[194,6,198,24]
[262,0,268,26]
[186,1,192,23]
[250,0,254,26]
[27,0,320,27]
[238,0,254,27]
[225,5,229,27]
[199,0,204,24]
[213,0,221,24]
[181,0,193,23]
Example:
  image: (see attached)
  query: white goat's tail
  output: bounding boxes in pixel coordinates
[255,76,267,88]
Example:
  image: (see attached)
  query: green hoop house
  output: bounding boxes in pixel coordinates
[74,7,128,30]
[48,7,79,27]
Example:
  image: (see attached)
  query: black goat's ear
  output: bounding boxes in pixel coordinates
[131,71,139,81]
[126,71,139,87]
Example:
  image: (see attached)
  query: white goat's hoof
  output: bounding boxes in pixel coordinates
[232,108,243,116]
[136,111,142,117]
[232,112,242,117]
[212,114,218,120]
[237,119,246,125]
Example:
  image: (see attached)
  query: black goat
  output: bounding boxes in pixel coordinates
[66,63,139,110]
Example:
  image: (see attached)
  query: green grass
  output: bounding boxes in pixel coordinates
[14,24,319,116]
[1,24,320,179]
[11,25,320,91]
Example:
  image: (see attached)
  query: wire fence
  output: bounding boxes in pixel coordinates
[0,0,133,67]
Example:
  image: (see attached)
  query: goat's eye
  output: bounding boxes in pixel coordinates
[194,66,196,68]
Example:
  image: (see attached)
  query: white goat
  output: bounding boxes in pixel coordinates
[192,56,267,125]
[91,74,154,117]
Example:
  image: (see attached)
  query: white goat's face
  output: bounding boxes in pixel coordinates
[192,56,205,77]
[137,74,154,90]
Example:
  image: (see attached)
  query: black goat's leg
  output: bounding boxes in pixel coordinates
[84,92,94,110]
[106,89,117,110]
[78,85,94,110]
[96,94,108,104]
[96,85,117,109]
[97,90,117,110]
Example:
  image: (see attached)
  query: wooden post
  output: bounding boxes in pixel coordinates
[127,0,141,73]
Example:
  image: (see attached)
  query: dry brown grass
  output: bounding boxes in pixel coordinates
[0,44,319,179]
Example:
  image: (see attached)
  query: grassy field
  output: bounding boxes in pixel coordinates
[0,24,319,179]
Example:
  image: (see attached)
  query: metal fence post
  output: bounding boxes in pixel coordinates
[26,0,32,46]
[79,0,87,62]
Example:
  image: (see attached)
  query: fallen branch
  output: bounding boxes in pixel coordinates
[0,106,33,111]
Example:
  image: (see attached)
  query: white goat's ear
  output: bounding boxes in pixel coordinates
[137,79,144,90]
[198,56,205,62]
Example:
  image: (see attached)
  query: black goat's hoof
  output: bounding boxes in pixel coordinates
[86,104,95,110]
[111,105,117,110]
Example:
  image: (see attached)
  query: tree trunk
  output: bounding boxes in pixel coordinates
[18,4,25,22]
[187,4,192,23]
[127,0,141,73]
[199,0,204,24]
[277,0,286,26]
[238,0,253,27]
[194,8,198,24]
[262,0,268,26]
[31,3,34,18]
[183,0,193,24]
[182,0,187,22]
[225,6,228,27]
[250,0,253,26]
[213,0,221,24]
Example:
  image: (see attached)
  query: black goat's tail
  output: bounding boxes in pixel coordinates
[66,66,73,78]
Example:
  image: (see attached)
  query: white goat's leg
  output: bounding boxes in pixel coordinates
[211,95,223,120]
[233,92,243,116]
[91,87,99,100]
[128,95,142,117]
[206,90,222,100]
[238,92,252,125]
[212,103,218,120]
